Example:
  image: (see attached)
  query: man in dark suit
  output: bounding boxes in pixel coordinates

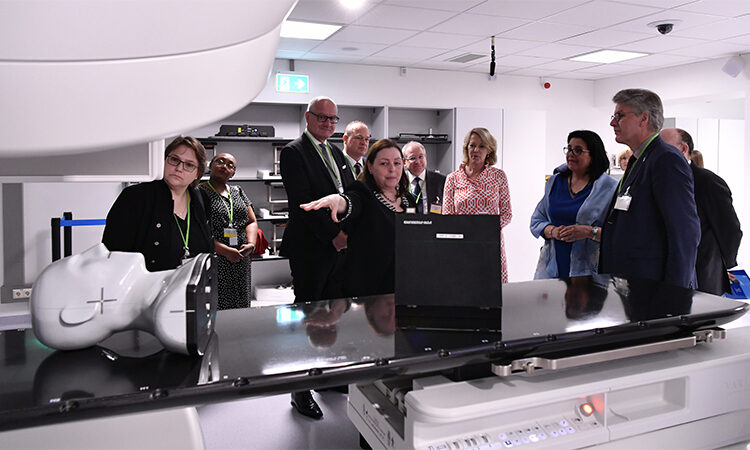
[280,96,355,419]
[600,89,700,289]
[403,141,446,214]
[660,128,742,295]
[342,120,370,178]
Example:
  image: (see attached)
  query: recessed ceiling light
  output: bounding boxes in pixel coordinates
[570,49,647,64]
[281,20,341,40]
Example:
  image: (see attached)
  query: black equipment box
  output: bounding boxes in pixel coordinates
[217,124,275,137]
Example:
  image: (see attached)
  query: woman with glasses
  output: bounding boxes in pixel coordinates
[103,136,213,272]
[530,130,617,279]
[442,127,513,282]
[199,153,258,309]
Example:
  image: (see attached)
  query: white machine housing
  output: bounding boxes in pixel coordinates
[349,326,750,449]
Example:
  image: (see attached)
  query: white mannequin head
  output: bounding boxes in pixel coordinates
[31,244,216,355]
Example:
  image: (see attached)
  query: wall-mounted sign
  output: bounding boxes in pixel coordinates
[275,73,309,93]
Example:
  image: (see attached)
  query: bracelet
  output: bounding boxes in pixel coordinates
[339,193,353,221]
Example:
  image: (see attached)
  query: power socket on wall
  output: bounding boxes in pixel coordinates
[1,285,33,304]
[12,288,32,300]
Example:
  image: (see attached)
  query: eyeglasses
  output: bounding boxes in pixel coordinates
[564,146,590,156]
[166,155,198,172]
[610,111,636,123]
[308,111,340,124]
[349,134,371,141]
[213,157,236,170]
[404,155,425,162]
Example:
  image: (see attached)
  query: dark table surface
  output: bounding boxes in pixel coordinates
[0,275,746,431]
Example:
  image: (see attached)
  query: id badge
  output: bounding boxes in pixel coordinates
[406,207,416,214]
[614,194,632,211]
[429,203,442,214]
[224,227,238,246]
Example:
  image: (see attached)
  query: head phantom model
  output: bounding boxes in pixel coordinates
[30,244,217,356]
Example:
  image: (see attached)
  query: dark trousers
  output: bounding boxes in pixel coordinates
[290,250,347,303]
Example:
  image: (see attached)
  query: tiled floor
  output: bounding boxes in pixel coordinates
[198,390,361,449]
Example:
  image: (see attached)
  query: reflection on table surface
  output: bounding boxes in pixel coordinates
[0,275,746,430]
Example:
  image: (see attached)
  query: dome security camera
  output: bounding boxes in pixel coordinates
[657,23,673,34]
[648,19,681,35]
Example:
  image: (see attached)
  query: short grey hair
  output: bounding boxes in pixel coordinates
[612,88,664,132]
[402,141,425,154]
[344,121,368,136]
[307,96,336,113]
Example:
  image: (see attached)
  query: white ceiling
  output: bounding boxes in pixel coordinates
[278,0,750,80]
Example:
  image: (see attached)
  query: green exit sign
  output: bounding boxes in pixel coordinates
[276,73,309,93]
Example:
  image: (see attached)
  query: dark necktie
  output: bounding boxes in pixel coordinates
[414,177,423,214]
[354,162,361,177]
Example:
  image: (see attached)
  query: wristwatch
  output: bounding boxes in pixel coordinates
[591,226,599,239]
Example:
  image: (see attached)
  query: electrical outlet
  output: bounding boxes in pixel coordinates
[12,288,32,299]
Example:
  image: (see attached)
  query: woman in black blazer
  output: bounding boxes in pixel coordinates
[301,139,415,297]
[102,136,213,271]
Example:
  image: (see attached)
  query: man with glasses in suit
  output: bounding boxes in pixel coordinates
[403,141,446,214]
[280,96,355,420]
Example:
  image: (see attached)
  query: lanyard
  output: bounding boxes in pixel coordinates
[617,133,658,195]
[410,177,423,203]
[207,181,233,226]
[305,130,341,186]
[173,191,191,258]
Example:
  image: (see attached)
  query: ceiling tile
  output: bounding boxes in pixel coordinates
[576,63,644,74]
[504,67,561,76]
[668,40,749,58]
[726,33,750,46]
[672,15,750,40]
[383,0,486,12]
[460,37,543,56]
[498,21,594,42]
[467,0,590,20]
[559,29,652,47]
[288,0,379,24]
[614,0,693,8]
[276,50,308,59]
[544,1,662,28]
[309,40,388,55]
[494,54,554,68]
[277,37,322,52]
[552,71,601,80]
[429,12,529,36]
[611,9,725,34]
[524,43,599,59]
[532,59,601,71]
[675,0,750,17]
[370,45,449,61]
[621,53,699,67]
[356,4,456,30]
[299,52,366,63]
[327,25,418,45]
[399,31,482,49]
[614,35,707,53]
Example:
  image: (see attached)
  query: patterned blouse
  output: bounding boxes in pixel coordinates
[443,164,513,282]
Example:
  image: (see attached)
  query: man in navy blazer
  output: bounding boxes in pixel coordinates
[600,89,700,289]
[403,141,446,214]
[660,128,742,295]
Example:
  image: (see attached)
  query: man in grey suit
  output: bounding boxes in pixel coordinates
[403,141,446,214]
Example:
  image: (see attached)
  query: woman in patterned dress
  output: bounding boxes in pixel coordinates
[199,153,258,309]
[442,127,513,282]
[300,139,416,297]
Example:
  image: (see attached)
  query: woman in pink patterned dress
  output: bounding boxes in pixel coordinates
[443,127,512,282]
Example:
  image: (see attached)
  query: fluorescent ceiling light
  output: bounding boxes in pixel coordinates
[570,49,647,64]
[281,20,341,40]
[340,0,367,8]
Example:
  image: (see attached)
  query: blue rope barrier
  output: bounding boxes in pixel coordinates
[59,219,106,227]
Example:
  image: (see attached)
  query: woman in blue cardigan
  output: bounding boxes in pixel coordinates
[530,130,617,279]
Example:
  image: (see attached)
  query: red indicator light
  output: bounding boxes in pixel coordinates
[580,403,594,416]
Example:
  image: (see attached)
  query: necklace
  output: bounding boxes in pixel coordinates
[380,191,398,203]
[568,176,590,198]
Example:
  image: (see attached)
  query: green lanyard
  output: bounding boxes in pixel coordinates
[410,177,423,203]
[617,133,658,195]
[207,181,233,226]
[173,191,191,259]
[305,130,341,185]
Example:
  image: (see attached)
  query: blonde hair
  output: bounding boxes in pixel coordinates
[462,127,497,166]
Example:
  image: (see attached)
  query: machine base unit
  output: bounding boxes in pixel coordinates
[348,326,750,449]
